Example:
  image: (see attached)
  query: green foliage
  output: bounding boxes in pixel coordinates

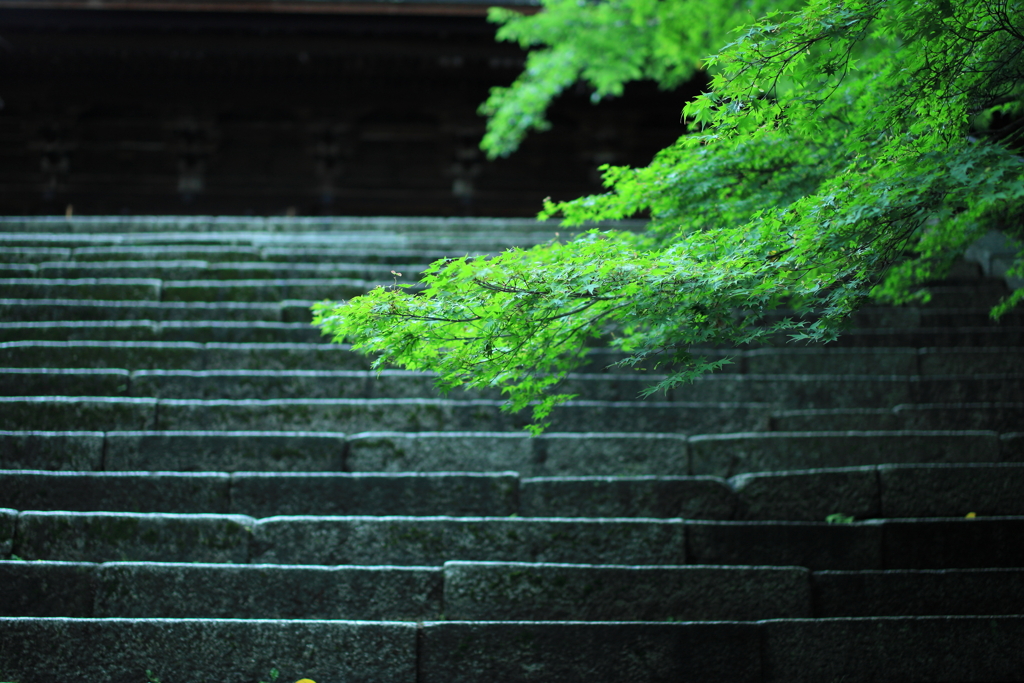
[316,0,1024,432]
[826,513,856,524]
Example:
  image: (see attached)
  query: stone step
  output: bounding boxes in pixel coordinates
[7,510,1024,569]
[771,402,1024,432]
[5,368,1021,408]
[2,615,1022,683]
[5,561,1022,622]
[4,340,1022,375]
[5,463,1021,519]
[0,277,379,302]
[3,429,1018,476]
[0,321,324,343]
[0,341,370,371]
[0,396,773,433]
[19,261,430,281]
[0,299,293,322]
[0,471,518,517]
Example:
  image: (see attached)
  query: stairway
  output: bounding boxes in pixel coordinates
[1,216,1023,683]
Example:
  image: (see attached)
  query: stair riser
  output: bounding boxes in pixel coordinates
[0,398,773,434]
[3,430,1018,478]
[9,511,1024,570]
[0,322,324,344]
[15,262,430,281]
[772,404,1024,432]
[7,463,1024,520]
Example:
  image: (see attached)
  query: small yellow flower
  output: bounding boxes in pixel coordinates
[295,679,316,683]
[965,512,977,518]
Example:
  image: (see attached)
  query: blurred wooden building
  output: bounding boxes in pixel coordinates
[0,0,696,216]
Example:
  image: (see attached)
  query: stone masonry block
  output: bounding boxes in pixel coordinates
[104,430,345,472]
[0,471,231,513]
[0,561,96,616]
[687,520,883,570]
[881,517,1024,569]
[155,398,502,432]
[535,433,689,476]
[895,403,1024,431]
[770,409,901,432]
[0,277,162,300]
[812,569,1024,617]
[347,432,533,473]
[545,401,771,434]
[761,616,1024,682]
[0,368,130,396]
[1002,432,1024,462]
[0,430,104,470]
[443,561,811,621]
[419,621,761,683]
[746,348,918,375]
[252,516,686,566]
[690,431,998,477]
[94,562,442,620]
[880,463,1024,517]
[0,340,207,370]
[0,508,15,557]
[0,617,417,683]
[729,467,879,521]
[231,472,518,517]
[130,369,374,400]
[519,476,733,519]
[202,342,371,371]
[14,512,253,563]
[919,348,1024,375]
[0,397,156,431]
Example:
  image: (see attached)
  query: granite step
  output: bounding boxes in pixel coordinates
[4,340,1023,377]
[771,402,1024,432]
[0,396,774,433]
[2,615,1023,683]
[4,463,1022,519]
[6,368,1020,406]
[0,321,324,343]
[3,429,1017,476]
[0,278,379,302]
[6,510,1024,570]
[28,261,430,281]
[0,299,291,322]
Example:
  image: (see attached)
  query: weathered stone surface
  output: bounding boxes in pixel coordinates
[0,472,231,513]
[0,340,208,370]
[896,402,1024,431]
[203,342,370,371]
[690,431,999,477]
[14,512,253,563]
[130,369,374,400]
[155,398,503,432]
[0,277,161,300]
[546,401,771,434]
[231,472,518,517]
[673,374,914,409]
[919,347,1024,375]
[0,508,15,557]
[770,409,901,432]
[0,397,156,431]
[746,348,918,375]
[686,520,883,570]
[252,516,686,566]
[0,299,282,323]
[0,617,417,683]
[0,430,104,470]
[1003,432,1024,461]
[0,561,96,616]
[812,569,1024,617]
[916,375,1024,404]
[520,476,733,519]
[347,431,534,472]
[761,616,1024,682]
[879,463,1024,517]
[104,430,345,471]
[730,467,879,521]
[0,320,159,342]
[443,561,811,621]
[535,432,690,476]
[419,621,761,683]
[0,368,130,396]
[881,517,1024,569]
[162,278,373,303]
[95,562,442,620]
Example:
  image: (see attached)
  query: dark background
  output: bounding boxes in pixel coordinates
[0,3,703,216]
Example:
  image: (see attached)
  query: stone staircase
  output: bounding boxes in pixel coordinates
[1,216,1023,682]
